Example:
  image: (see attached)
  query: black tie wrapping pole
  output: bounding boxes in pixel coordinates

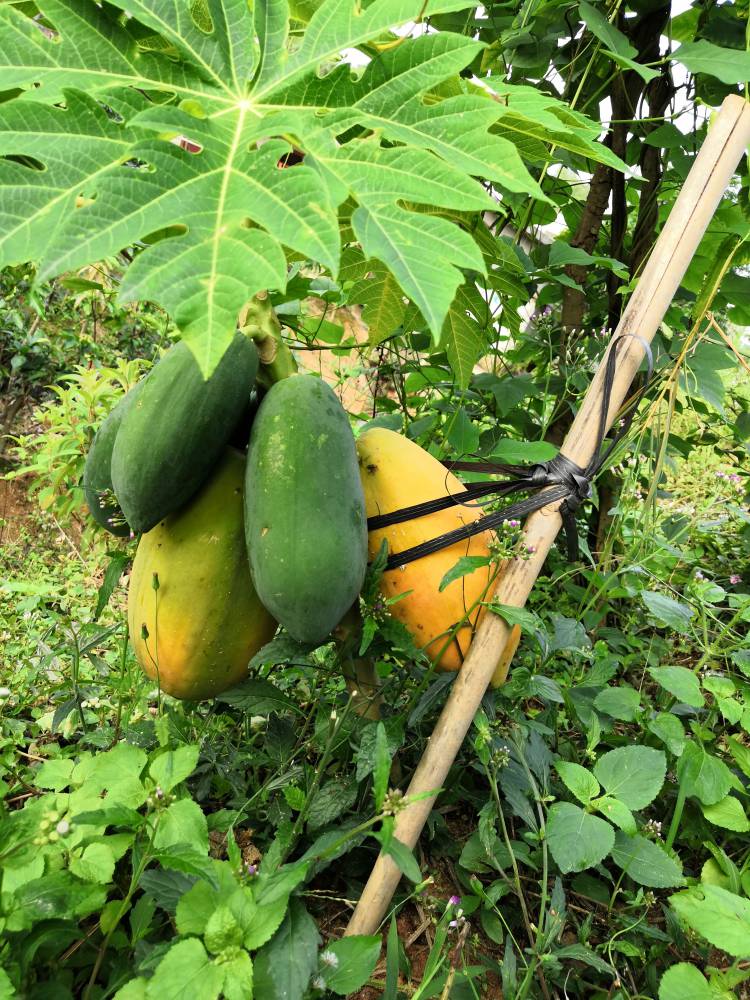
[369,335,653,569]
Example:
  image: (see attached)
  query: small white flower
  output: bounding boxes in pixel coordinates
[320,950,339,969]
[0,687,11,698]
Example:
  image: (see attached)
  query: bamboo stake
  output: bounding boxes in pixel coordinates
[345,94,750,938]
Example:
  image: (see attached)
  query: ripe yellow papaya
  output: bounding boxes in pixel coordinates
[128,448,276,700]
[357,428,497,671]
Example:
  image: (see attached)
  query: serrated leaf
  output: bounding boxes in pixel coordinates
[592,796,636,835]
[145,938,223,1000]
[324,936,382,995]
[592,746,666,810]
[677,742,732,806]
[648,666,704,708]
[700,795,750,833]
[670,885,750,957]
[307,777,357,831]
[659,963,713,1000]
[641,591,695,631]
[352,203,485,338]
[253,899,320,1000]
[149,745,200,794]
[610,832,684,888]
[554,762,599,805]
[546,802,614,874]
[442,285,487,388]
[216,678,301,715]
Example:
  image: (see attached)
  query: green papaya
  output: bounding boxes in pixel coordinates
[83,382,144,536]
[128,448,276,700]
[244,374,368,644]
[112,333,258,533]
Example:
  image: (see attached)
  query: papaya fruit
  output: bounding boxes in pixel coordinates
[83,384,143,536]
[356,428,496,671]
[244,374,368,644]
[128,448,276,700]
[112,332,258,533]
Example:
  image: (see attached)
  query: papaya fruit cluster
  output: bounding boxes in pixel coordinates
[85,336,494,700]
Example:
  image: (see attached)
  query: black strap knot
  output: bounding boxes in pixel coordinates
[367,334,653,571]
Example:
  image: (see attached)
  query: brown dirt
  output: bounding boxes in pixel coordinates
[294,299,388,417]
[0,475,34,547]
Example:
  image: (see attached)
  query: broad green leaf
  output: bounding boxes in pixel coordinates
[34,758,75,791]
[677,742,732,806]
[307,777,358,831]
[700,795,750,833]
[641,592,695,631]
[216,678,301,715]
[12,871,106,925]
[447,406,480,455]
[253,899,320,1000]
[70,744,147,809]
[593,685,640,722]
[204,905,243,954]
[592,797,636,835]
[546,802,614,874]
[648,713,686,755]
[659,963,713,1000]
[69,843,117,885]
[547,240,627,278]
[176,879,218,938]
[603,49,660,82]
[727,736,750,779]
[673,41,750,85]
[593,746,666,810]
[324,936,382,995]
[648,666,704,708]
[578,1,635,59]
[153,799,209,854]
[670,885,750,957]
[554,762,599,805]
[114,981,148,1000]
[149,745,200,794]
[221,952,254,1000]
[352,203,485,339]
[383,836,422,883]
[145,939,223,1000]
[610,832,684,889]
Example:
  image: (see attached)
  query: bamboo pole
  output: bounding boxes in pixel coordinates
[345,94,750,938]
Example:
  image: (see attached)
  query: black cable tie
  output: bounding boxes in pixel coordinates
[368,334,654,571]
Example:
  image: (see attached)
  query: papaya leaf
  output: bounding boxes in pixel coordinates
[0,0,612,371]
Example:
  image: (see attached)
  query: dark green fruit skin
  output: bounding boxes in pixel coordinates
[112,333,259,534]
[83,384,144,536]
[244,374,368,644]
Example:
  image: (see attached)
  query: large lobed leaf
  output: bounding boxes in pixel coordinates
[0,0,620,371]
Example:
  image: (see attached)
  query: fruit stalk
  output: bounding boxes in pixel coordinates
[239,297,298,387]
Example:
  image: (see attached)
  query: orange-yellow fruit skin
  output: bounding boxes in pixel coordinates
[128,449,277,700]
[357,428,496,671]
